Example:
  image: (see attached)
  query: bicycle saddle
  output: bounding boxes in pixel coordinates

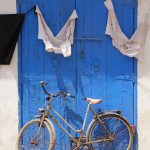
[84,98,102,105]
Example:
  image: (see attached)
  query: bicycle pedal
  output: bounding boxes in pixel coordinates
[38,108,45,113]
[34,115,41,118]
[83,146,88,150]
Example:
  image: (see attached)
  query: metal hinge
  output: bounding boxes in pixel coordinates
[74,37,101,41]
[115,0,137,8]
[113,74,136,83]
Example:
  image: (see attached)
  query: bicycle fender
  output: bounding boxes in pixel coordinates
[97,110,122,115]
[96,111,131,126]
[102,112,136,136]
[86,111,132,141]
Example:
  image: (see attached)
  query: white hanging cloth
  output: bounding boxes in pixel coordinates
[35,5,78,57]
[104,0,148,59]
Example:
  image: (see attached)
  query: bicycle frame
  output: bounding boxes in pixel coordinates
[47,103,90,144]
[17,83,134,150]
[39,101,111,148]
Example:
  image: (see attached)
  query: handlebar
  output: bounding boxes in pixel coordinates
[40,81,48,86]
[40,81,51,95]
[40,81,76,100]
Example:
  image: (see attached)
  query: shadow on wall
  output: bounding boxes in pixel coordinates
[64,106,83,129]
[0,47,18,82]
[138,44,150,96]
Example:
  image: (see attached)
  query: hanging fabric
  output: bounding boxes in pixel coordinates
[0,6,36,65]
[35,5,78,57]
[104,0,148,59]
[0,14,25,64]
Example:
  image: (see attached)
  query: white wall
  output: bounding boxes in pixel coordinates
[138,0,150,149]
[0,0,18,150]
[0,0,150,150]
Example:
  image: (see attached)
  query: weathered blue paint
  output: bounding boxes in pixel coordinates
[17,0,137,149]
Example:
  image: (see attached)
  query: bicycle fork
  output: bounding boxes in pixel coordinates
[30,115,46,145]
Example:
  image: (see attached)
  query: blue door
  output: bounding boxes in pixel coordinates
[18,0,137,149]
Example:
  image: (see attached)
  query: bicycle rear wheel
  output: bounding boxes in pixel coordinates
[16,119,55,150]
[87,113,133,150]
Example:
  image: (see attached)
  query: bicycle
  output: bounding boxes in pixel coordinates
[16,81,135,150]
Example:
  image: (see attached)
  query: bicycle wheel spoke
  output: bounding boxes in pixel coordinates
[91,135,109,140]
[116,127,129,135]
[115,128,128,136]
[94,128,108,135]
[88,115,132,150]
[112,121,123,135]
[111,117,120,132]
[106,142,111,150]
[18,120,52,150]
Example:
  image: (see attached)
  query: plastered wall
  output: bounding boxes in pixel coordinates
[0,0,150,150]
[0,0,18,150]
[138,0,150,149]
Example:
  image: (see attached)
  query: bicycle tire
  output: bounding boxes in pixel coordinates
[16,119,55,150]
[87,113,133,150]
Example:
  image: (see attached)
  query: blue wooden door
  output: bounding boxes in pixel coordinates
[18,0,137,149]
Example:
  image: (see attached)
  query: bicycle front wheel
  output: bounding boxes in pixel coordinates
[16,119,55,150]
[87,113,133,150]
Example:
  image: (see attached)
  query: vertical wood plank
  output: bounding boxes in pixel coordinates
[43,0,62,149]
[106,1,123,112]
[76,0,93,131]
[122,4,134,122]
[59,0,77,148]
[20,0,29,126]
[28,0,44,120]
[18,0,137,149]
[91,0,107,113]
